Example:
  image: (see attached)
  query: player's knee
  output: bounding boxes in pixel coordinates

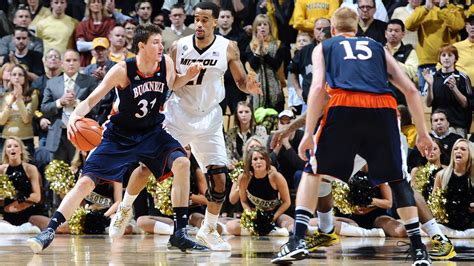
[205,165,228,203]
[389,180,415,208]
[137,164,152,178]
[76,176,96,192]
[171,156,190,171]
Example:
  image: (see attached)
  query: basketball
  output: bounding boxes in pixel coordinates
[70,118,103,151]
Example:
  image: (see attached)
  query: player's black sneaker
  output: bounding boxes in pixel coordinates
[27,228,55,254]
[168,228,209,253]
[271,236,308,264]
[412,245,431,266]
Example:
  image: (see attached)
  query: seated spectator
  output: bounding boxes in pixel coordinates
[123,19,137,51]
[134,0,153,25]
[36,0,78,56]
[408,109,462,170]
[152,13,166,30]
[161,4,194,54]
[453,15,474,87]
[0,137,42,234]
[268,110,305,189]
[161,0,199,27]
[104,25,135,63]
[0,64,38,157]
[0,6,43,61]
[74,0,116,66]
[424,45,472,137]
[2,26,44,82]
[390,0,421,47]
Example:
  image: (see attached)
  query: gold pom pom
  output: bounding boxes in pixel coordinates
[0,174,16,199]
[45,160,76,195]
[414,162,438,195]
[240,209,258,236]
[331,180,355,214]
[427,188,449,224]
[68,207,87,235]
[146,175,173,216]
[229,161,244,183]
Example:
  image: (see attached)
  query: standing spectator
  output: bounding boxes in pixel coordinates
[28,0,52,33]
[0,65,39,157]
[391,0,421,47]
[75,0,116,67]
[0,6,44,58]
[161,4,194,54]
[341,0,388,22]
[288,18,330,109]
[123,19,137,51]
[246,14,288,112]
[453,15,474,87]
[36,0,78,55]
[2,27,45,82]
[216,8,250,114]
[83,37,115,125]
[134,0,153,25]
[257,0,297,49]
[356,0,387,44]
[405,0,464,93]
[31,48,62,148]
[385,19,418,105]
[105,26,135,63]
[161,0,199,27]
[41,50,97,163]
[424,45,472,137]
[291,0,339,33]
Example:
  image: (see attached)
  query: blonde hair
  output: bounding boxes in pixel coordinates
[250,14,277,53]
[242,136,265,161]
[440,139,474,188]
[331,7,358,34]
[84,0,108,18]
[2,136,30,163]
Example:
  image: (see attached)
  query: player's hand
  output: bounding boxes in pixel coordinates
[186,62,204,80]
[246,75,262,95]
[298,132,314,161]
[416,133,434,158]
[270,127,292,149]
[67,114,83,141]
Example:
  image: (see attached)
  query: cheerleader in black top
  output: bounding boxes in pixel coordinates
[433,139,474,238]
[226,146,292,235]
[0,137,42,233]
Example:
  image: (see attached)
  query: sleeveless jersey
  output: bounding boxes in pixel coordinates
[171,35,229,114]
[322,35,391,94]
[109,57,168,132]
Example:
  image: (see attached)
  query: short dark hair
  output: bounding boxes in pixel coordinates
[219,7,235,17]
[171,3,185,12]
[132,23,162,54]
[135,0,152,12]
[193,1,220,19]
[14,4,31,17]
[13,26,29,35]
[387,19,405,32]
[431,108,449,122]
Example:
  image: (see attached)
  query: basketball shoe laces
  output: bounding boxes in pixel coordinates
[113,207,131,227]
[206,225,225,244]
[37,229,54,243]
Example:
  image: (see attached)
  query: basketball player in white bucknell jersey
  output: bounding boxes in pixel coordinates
[165,2,261,251]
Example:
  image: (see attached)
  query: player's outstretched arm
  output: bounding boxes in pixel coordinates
[385,48,433,156]
[298,44,327,161]
[270,112,307,149]
[67,62,127,139]
[227,41,262,95]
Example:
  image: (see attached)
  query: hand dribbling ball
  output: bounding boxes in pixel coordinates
[70,118,102,151]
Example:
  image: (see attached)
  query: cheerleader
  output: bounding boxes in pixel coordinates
[0,137,41,233]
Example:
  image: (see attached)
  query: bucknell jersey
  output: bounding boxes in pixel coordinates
[109,57,168,131]
[171,35,229,114]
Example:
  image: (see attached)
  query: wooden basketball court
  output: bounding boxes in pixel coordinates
[1,234,473,265]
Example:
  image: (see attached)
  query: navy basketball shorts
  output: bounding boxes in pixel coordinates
[310,91,404,186]
[82,122,185,183]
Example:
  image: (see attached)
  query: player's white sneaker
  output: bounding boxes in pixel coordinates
[109,203,133,239]
[196,222,231,251]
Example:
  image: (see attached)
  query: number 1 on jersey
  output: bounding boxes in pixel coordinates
[187,69,207,85]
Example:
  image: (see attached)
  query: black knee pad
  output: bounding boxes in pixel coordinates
[205,166,228,203]
[389,180,416,208]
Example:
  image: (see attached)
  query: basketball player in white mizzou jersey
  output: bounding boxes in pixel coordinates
[164,2,261,251]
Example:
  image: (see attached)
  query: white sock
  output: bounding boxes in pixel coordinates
[339,222,384,237]
[203,209,218,228]
[317,208,334,233]
[0,222,19,233]
[438,224,471,239]
[153,221,173,235]
[422,219,447,240]
[122,190,138,208]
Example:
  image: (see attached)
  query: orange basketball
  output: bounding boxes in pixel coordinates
[71,118,103,151]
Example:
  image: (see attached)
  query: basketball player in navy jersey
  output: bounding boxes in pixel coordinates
[27,24,208,253]
[272,8,433,265]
